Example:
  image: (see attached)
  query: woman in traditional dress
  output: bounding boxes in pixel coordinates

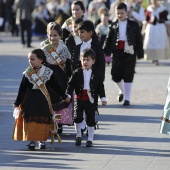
[142,0,170,65]
[61,0,88,42]
[12,49,70,150]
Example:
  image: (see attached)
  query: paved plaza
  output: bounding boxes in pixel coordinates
[0,32,170,170]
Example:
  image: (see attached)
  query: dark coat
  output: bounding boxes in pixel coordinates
[65,35,76,61]
[66,68,106,106]
[103,19,144,59]
[14,0,35,22]
[72,40,106,81]
[14,72,67,107]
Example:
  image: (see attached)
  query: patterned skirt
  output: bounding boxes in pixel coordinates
[12,89,52,141]
[12,111,50,141]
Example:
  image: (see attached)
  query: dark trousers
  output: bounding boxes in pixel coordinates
[20,19,32,46]
[74,100,96,127]
[111,50,136,83]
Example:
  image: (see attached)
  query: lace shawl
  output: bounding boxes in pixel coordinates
[42,40,71,64]
[24,65,53,89]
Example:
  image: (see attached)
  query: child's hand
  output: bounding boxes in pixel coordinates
[63,97,70,103]
[102,101,107,106]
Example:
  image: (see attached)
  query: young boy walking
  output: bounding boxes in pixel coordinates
[71,20,106,134]
[103,2,144,106]
[72,20,105,82]
[66,49,107,147]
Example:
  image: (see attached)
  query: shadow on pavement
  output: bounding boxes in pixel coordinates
[0,149,80,169]
[97,114,160,123]
[100,104,164,110]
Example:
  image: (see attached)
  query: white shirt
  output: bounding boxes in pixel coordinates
[118,20,127,41]
[74,35,82,45]
[83,68,107,102]
[80,39,92,54]
[83,69,92,90]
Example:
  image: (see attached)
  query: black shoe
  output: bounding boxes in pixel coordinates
[27,45,34,48]
[117,94,124,102]
[58,124,63,134]
[75,137,82,146]
[86,129,88,136]
[123,100,130,106]
[39,142,46,149]
[155,60,159,66]
[27,142,36,150]
[86,141,93,147]
[81,126,87,136]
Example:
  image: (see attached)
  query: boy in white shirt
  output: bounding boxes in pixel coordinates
[103,2,144,106]
[66,49,107,147]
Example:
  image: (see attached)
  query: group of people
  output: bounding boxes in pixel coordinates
[11,0,170,150]
[1,0,169,64]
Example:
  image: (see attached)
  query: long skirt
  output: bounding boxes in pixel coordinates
[12,90,52,141]
[143,23,170,60]
[12,111,50,141]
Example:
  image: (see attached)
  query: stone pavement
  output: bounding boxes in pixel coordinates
[0,32,170,170]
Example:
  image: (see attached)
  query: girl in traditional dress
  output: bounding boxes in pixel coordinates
[41,21,72,134]
[95,13,112,65]
[142,0,170,65]
[41,21,72,80]
[12,49,70,150]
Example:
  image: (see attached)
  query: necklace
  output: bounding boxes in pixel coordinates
[34,65,42,73]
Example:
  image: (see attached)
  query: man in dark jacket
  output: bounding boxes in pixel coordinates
[14,0,35,47]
